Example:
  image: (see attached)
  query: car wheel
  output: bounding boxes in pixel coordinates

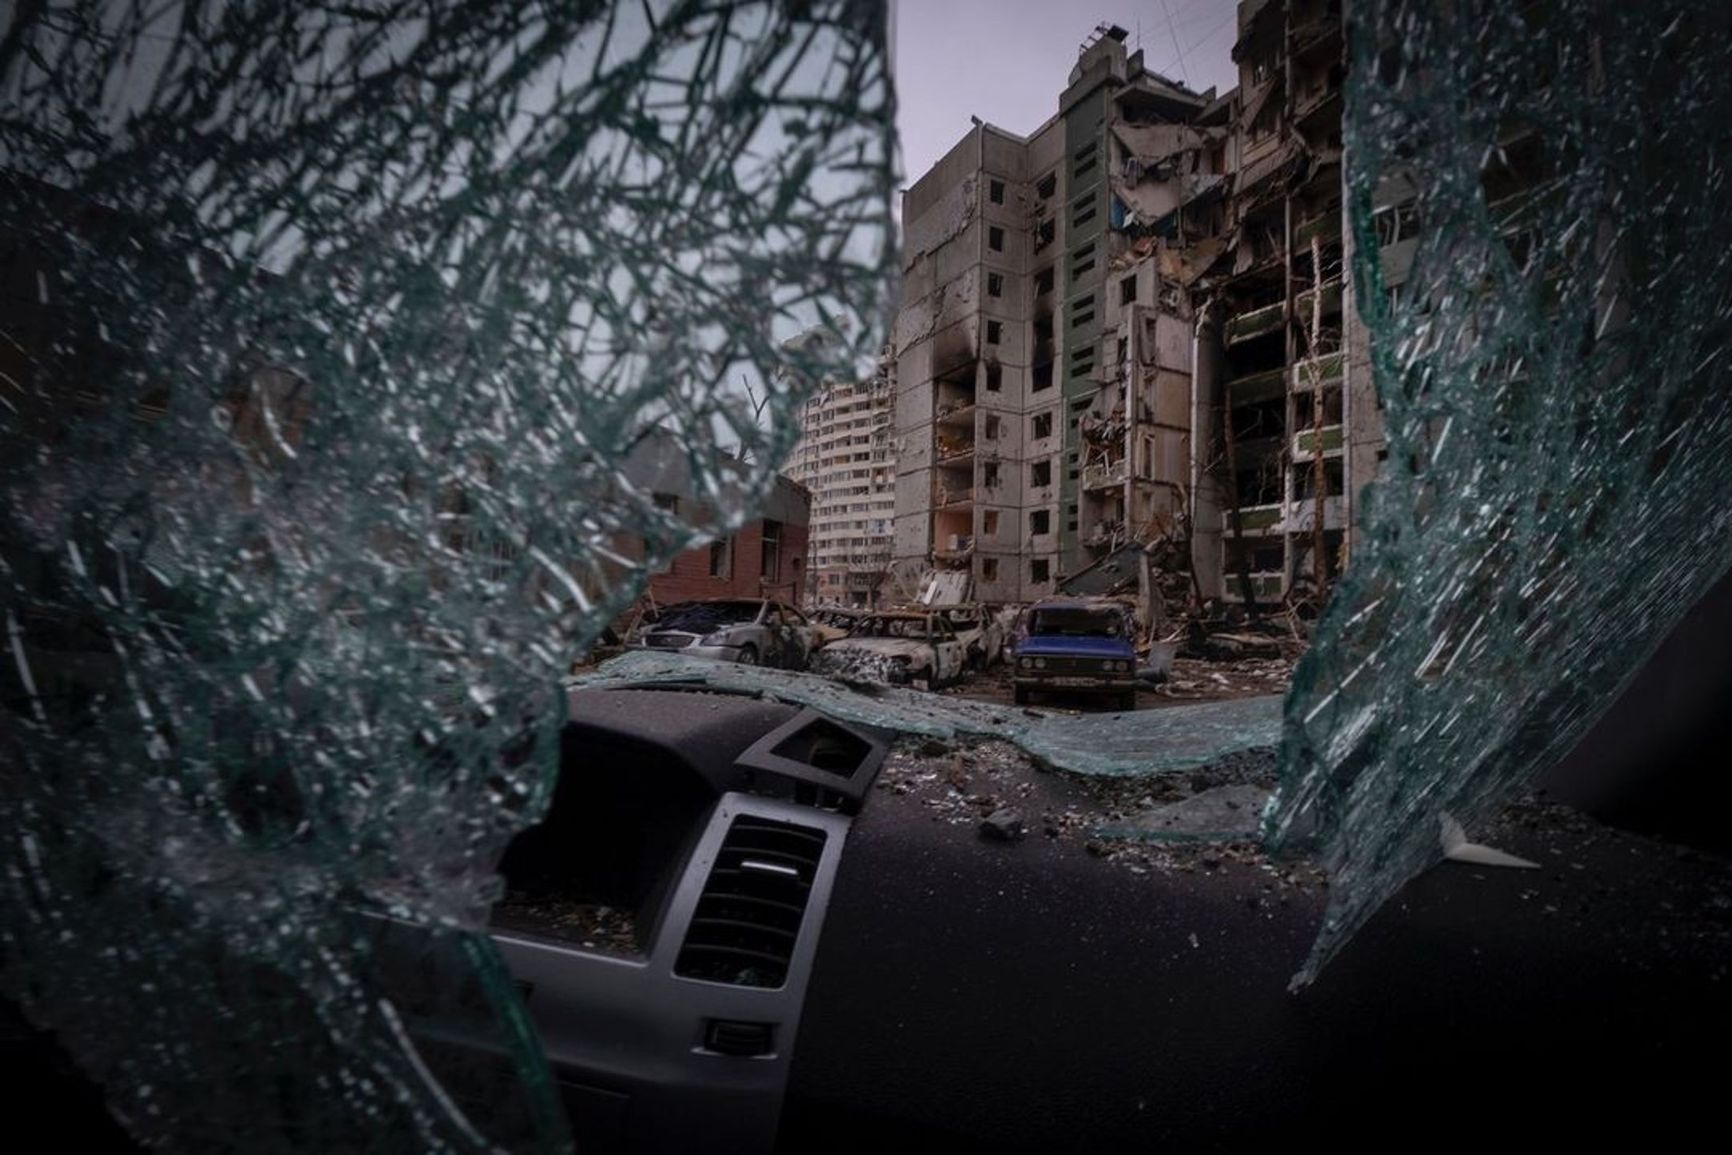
[736,644,759,666]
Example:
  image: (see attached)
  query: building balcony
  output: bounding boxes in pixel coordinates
[1226,365,1286,402]
[1226,299,1284,345]
[1291,352,1344,389]
[1292,424,1344,456]
[1296,84,1342,128]
[936,401,977,428]
[1295,277,1342,321]
[1229,502,1283,534]
[935,444,975,469]
[1291,13,1341,63]
[933,534,975,561]
[1284,495,1348,533]
[1081,458,1128,491]
[1084,520,1125,549]
[1293,211,1342,249]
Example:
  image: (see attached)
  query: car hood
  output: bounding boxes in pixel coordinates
[645,624,748,640]
[1015,635,1134,658]
[824,638,929,658]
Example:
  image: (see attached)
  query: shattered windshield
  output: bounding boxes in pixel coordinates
[0,0,892,1149]
[1029,607,1125,638]
[6,0,1732,1148]
[653,601,765,633]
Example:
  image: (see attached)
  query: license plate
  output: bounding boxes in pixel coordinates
[1045,676,1107,687]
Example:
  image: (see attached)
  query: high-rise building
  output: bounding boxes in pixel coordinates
[786,350,897,606]
[891,24,1224,603]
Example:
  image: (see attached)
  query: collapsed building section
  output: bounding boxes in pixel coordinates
[1187,0,1382,607]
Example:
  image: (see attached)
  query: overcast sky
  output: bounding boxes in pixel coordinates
[893,0,1242,190]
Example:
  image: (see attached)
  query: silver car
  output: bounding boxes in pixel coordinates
[630,598,814,668]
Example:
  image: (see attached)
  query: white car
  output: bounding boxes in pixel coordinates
[809,611,968,689]
[629,598,816,668]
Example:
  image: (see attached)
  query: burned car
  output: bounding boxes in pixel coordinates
[809,610,967,688]
[630,599,816,669]
[807,605,864,648]
[937,603,1016,670]
[1012,597,1139,709]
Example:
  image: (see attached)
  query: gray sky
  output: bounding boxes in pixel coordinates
[893,0,1242,190]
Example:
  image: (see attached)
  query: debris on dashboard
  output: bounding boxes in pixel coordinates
[1095,784,1273,844]
[491,896,641,957]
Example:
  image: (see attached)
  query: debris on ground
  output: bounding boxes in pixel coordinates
[870,734,1330,898]
[979,807,1027,843]
[1097,784,1271,843]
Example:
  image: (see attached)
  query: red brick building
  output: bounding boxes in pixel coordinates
[608,427,812,613]
[644,476,812,607]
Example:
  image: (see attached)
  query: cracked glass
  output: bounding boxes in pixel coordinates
[1264,0,1732,986]
[0,1,894,1148]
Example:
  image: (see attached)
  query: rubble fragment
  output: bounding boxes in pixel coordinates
[979,809,1027,843]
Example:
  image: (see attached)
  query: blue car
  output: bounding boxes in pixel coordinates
[1012,597,1139,710]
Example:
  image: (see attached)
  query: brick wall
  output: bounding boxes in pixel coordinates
[647,516,810,606]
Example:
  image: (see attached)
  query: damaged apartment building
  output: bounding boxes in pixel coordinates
[786,349,898,606]
[1188,0,1386,606]
[891,24,1225,603]
[894,1,1394,607]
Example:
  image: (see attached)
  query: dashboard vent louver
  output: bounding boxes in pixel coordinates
[675,816,827,988]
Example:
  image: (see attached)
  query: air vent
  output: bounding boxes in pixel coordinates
[769,718,873,779]
[675,816,827,989]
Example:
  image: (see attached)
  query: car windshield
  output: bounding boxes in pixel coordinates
[1028,607,1123,637]
[656,602,763,632]
[853,616,930,639]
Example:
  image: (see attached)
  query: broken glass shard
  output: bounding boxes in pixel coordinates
[1264,0,1732,986]
[0,1,894,1147]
